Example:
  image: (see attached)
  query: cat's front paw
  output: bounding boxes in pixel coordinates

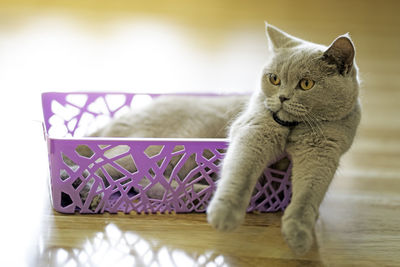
[281,219,314,255]
[206,197,245,231]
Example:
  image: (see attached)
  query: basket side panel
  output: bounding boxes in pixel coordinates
[48,137,292,214]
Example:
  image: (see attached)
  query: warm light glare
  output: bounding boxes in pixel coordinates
[0,15,262,123]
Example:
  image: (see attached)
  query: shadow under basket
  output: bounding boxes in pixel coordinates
[42,92,292,214]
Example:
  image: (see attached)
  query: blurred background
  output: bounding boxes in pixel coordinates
[1,1,399,266]
[0,0,399,119]
[1,0,398,115]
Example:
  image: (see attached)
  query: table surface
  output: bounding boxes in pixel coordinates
[0,1,399,266]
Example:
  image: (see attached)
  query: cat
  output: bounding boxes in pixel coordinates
[206,23,361,255]
[77,23,360,255]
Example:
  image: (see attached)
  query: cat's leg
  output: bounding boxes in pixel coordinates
[207,115,289,231]
[282,145,340,254]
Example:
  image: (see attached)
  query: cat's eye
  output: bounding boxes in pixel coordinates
[299,78,315,90]
[269,73,281,86]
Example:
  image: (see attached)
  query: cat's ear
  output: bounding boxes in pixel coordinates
[265,22,302,50]
[323,34,355,75]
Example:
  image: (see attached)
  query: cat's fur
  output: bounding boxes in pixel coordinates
[206,24,361,254]
[86,24,361,255]
[91,95,248,139]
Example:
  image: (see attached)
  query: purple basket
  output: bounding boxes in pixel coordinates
[42,92,292,214]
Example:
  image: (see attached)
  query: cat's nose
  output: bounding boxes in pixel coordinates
[279,96,289,103]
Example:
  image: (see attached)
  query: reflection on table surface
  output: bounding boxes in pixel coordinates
[41,221,227,267]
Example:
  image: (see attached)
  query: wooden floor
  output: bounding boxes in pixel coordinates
[1,1,400,266]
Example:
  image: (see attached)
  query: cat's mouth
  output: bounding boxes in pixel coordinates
[264,99,302,127]
[272,112,300,127]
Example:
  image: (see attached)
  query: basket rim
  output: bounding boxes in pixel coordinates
[41,91,249,141]
[45,135,230,143]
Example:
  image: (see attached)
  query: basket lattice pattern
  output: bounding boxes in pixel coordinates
[42,92,292,214]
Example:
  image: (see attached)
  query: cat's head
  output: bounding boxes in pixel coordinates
[261,24,359,123]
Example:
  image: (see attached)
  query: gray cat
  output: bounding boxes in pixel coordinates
[86,24,361,255]
[207,24,360,254]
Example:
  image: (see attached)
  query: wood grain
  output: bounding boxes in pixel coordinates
[0,1,399,266]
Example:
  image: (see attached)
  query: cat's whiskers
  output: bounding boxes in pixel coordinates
[300,113,319,137]
[304,112,327,141]
[285,102,325,139]
[282,100,329,142]
[306,111,325,136]
[301,118,317,137]
[288,107,319,137]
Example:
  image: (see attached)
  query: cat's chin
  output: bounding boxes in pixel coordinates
[275,110,299,124]
[273,112,300,127]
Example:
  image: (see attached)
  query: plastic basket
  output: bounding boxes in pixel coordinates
[42,92,292,214]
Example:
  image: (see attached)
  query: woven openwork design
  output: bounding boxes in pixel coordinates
[42,92,292,214]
